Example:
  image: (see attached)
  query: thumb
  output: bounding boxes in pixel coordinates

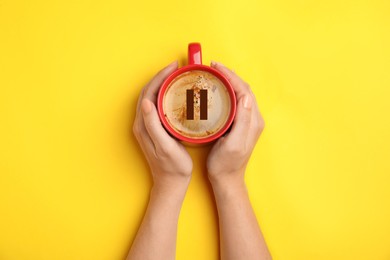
[141,99,174,148]
[225,95,252,144]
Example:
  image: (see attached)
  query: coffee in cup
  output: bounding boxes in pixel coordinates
[162,70,231,139]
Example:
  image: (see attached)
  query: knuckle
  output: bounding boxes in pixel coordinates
[225,143,244,156]
[242,114,251,125]
[156,142,173,157]
[260,117,265,130]
[132,123,139,136]
[143,87,152,98]
[144,118,154,131]
[242,81,250,90]
[254,117,265,136]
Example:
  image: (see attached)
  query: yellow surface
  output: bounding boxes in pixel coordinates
[1,0,390,259]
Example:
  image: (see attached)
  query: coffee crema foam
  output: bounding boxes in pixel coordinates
[163,70,231,139]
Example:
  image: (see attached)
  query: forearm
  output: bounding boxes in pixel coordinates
[127,179,189,260]
[211,175,271,260]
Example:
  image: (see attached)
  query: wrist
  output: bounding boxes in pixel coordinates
[211,178,248,205]
[152,174,191,198]
[209,172,247,197]
[208,169,245,187]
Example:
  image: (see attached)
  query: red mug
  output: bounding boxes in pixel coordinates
[157,43,236,145]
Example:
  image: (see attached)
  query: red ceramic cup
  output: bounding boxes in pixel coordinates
[157,43,236,145]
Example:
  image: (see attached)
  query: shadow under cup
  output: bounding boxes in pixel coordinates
[158,66,236,145]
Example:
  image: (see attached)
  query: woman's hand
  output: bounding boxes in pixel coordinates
[207,61,265,187]
[133,61,193,191]
[129,62,194,260]
[206,61,271,260]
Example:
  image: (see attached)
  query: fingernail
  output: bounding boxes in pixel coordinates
[243,95,252,109]
[141,99,152,115]
[167,60,178,68]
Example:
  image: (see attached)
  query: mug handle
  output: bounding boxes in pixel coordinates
[188,43,202,65]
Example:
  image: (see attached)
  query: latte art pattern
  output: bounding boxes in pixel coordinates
[163,70,231,138]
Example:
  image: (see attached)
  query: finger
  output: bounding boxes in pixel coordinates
[210,61,250,98]
[242,94,265,149]
[135,88,146,117]
[225,95,253,147]
[250,93,265,134]
[143,61,178,103]
[141,98,175,150]
[133,61,178,160]
[134,108,156,156]
[135,60,176,118]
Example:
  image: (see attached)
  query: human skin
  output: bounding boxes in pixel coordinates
[207,61,272,260]
[127,61,192,260]
[127,61,271,260]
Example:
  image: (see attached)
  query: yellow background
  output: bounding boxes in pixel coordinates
[1,0,389,259]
